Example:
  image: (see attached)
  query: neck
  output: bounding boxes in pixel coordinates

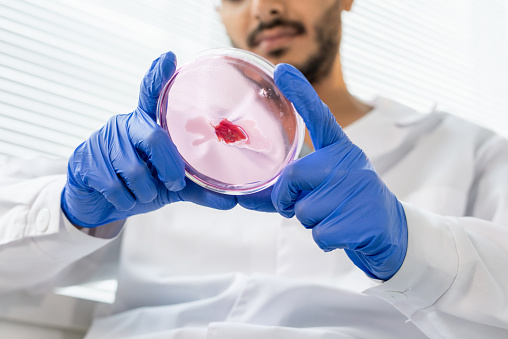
[304,54,372,148]
[313,55,371,127]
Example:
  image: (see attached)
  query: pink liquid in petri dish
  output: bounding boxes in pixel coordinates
[157,48,304,195]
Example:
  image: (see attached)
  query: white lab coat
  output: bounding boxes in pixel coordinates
[1,97,508,338]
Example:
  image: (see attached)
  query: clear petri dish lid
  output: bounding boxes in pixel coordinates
[157,48,305,195]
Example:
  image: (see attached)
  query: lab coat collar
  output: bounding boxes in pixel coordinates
[345,96,429,129]
[343,97,434,164]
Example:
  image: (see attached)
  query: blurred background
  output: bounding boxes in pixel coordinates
[0,0,508,159]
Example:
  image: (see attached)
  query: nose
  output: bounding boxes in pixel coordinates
[251,0,286,21]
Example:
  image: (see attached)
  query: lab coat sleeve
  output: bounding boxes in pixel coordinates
[0,157,121,294]
[364,134,508,338]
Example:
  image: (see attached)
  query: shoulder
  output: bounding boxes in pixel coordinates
[381,97,505,151]
[395,104,508,170]
[429,112,506,155]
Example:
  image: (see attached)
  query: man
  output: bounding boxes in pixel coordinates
[1,0,508,338]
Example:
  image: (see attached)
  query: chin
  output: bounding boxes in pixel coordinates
[257,50,292,66]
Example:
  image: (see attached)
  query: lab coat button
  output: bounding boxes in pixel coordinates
[36,208,51,233]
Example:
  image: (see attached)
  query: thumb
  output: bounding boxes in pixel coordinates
[138,51,178,120]
[274,63,345,150]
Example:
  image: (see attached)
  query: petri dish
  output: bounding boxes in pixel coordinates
[157,48,305,195]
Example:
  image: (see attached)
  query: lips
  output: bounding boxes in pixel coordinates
[255,27,299,45]
[253,27,302,52]
[247,19,306,52]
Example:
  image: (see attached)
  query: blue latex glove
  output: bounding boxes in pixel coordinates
[271,64,408,280]
[61,52,237,228]
[237,186,276,213]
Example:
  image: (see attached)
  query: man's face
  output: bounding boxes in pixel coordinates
[218,0,348,84]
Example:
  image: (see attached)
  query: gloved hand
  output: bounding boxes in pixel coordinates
[237,186,276,212]
[271,64,408,280]
[61,52,237,228]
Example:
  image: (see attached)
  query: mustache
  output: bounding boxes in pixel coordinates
[246,19,306,48]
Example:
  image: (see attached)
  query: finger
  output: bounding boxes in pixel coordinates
[99,178,135,211]
[293,164,370,228]
[344,249,379,279]
[272,153,331,218]
[311,213,349,252]
[310,185,375,252]
[274,63,345,150]
[79,134,136,211]
[176,179,237,210]
[237,186,276,213]
[138,51,177,120]
[128,112,186,191]
[293,174,348,229]
[111,116,158,203]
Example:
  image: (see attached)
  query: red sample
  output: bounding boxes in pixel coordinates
[212,118,248,144]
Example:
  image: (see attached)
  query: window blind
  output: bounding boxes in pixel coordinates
[1,0,507,159]
[0,0,228,158]
[342,0,508,136]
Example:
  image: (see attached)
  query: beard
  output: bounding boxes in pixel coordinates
[295,0,341,84]
[235,0,342,84]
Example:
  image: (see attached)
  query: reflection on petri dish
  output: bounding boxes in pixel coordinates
[157,48,305,195]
